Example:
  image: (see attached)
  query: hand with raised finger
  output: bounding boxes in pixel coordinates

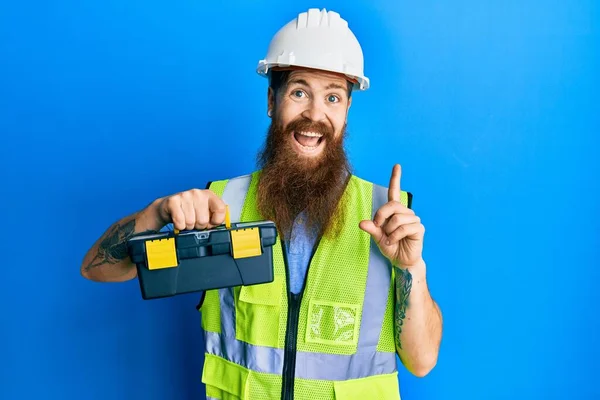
[359,164,425,268]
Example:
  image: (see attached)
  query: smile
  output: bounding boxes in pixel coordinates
[292,131,325,153]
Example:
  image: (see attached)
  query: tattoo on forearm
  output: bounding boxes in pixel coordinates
[84,219,138,272]
[395,267,413,350]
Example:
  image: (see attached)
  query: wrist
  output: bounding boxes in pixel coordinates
[395,259,430,307]
[395,258,426,279]
[138,198,166,231]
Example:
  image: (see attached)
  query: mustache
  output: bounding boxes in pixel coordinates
[282,116,334,140]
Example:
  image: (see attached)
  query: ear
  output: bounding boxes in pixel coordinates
[267,87,275,118]
[345,95,352,120]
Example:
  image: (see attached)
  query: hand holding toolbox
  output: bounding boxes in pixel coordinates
[127,206,277,300]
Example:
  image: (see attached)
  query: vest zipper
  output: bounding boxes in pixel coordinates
[280,239,318,400]
[282,291,301,400]
[281,241,298,400]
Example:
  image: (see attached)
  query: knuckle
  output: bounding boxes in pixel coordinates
[385,221,396,233]
[383,224,393,235]
[167,196,179,207]
[395,225,406,237]
[191,188,205,198]
[209,190,221,199]
[173,216,185,229]
[210,212,225,223]
[212,200,226,213]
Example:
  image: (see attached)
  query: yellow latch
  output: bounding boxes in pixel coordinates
[225,205,231,229]
[230,227,262,259]
[146,237,178,270]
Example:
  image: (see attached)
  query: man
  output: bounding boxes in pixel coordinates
[81,8,442,399]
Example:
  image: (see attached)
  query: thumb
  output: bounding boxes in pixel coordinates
[359,220,383,241]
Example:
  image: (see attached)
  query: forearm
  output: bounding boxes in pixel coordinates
[394,259,442,377]
[80,199,164,282]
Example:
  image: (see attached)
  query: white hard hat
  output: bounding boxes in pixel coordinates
[257,8,370,91]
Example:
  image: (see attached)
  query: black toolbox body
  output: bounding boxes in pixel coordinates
[127,221,277,300]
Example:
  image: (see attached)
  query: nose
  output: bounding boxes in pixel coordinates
[302,99,327,122]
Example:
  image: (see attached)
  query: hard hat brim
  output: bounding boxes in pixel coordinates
[257,61,370,91]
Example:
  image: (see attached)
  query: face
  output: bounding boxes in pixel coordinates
[256,69,354,240]
[268,69,352,161]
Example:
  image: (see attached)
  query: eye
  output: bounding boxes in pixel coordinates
[327,94,340,103]
[292,90,306,98]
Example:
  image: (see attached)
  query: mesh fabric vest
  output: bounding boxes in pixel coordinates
[199,171,411,400]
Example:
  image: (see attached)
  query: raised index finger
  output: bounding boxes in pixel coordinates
[388,164,402,202]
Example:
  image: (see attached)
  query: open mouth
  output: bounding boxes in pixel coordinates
[293,131,325,152]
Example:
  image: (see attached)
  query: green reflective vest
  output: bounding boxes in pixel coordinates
[199,171,411,400]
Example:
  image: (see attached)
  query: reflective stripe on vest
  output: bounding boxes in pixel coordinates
[205,174,396,381]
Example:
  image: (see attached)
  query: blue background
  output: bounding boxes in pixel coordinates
[1,0,598,399]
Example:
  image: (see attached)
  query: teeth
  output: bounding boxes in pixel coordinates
[298,131,323,138]
[298,143,318,151]
[293,130,322,153]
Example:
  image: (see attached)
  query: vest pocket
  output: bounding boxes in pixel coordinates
[202,353,248,400]
[238,276,282,306]
[235,276,283,347]
[306,299,360,347]
[333,372,401,400]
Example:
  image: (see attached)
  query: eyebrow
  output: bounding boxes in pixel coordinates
[288,78,310,88]
[287,79,347,92]
[325,83,347,91]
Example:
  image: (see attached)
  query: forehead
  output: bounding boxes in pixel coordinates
[286,69,350,90]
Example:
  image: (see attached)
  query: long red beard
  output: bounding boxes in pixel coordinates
[255,114,351,241]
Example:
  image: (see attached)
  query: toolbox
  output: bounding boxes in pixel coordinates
[127,220,277,300]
